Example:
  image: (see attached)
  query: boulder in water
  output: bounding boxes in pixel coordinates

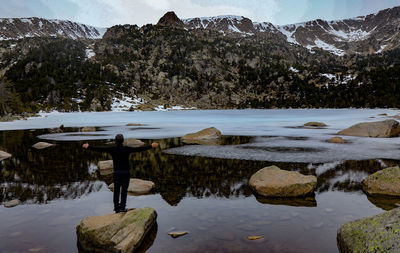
[182,127,222,145]
[338,120,400,138]
[249,166,317,197]
[337,207,400,253]
[32,142,55,149]
[76,207,157,253]
[329,137,345,144]
[81,127,96,132]
[98,160,113,175]
[362,166,400,196]
[109,178,155,195]
[0,150,12,161]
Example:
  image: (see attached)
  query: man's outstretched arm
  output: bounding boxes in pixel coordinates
[82,143,113,153]
[126,142,159,153]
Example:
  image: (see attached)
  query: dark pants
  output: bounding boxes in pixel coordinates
[113,171,130,210]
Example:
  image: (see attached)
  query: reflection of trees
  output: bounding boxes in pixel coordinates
[0,130,397,207]
[0,129,103,204]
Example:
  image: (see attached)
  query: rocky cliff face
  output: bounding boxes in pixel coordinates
[0,17,106,40]
[157,11,184,27]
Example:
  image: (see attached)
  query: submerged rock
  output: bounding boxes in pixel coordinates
[337,208,400,253]
[338,120,400,138]
[362,166,400,196]
[126,123,143,126]
[182,127,222,145]
[249,165,317,197]
[76,207,157,253]
[329,137,345,144]
[109,178,155,195]
[0,150,12,161]
[4,199,20,208]
[168,231,188,238]
[247,236,264,240]
[304,122,327,127]
[81,127,96,132]
[98,160,113,175]
[32,142,55,149]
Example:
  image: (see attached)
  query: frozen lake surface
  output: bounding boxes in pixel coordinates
[1,109,399,163]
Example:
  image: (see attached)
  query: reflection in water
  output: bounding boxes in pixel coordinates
[1,129,400,252]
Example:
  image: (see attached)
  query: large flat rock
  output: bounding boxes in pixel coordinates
[362,166,400,196]
[249,165,317,197]
[0,150,12,161]
[338,120,400,138]
[109,178,155,195]
[76,207,157,253]
[337,208,400,253]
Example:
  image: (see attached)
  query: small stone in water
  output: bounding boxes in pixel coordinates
[4,199,20,208]
[247,236,264,240]
[168,231,188,238]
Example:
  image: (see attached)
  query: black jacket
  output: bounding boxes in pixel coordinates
[88,145,152,173]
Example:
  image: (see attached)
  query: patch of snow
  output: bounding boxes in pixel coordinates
[313,39,345,56]
[20,18,33,25]
[376,44,387,53]
[289,67,299,73]
[111,93,146,112]
[154,105,197,111]
[38,20,43,28]
[85,48,95,59]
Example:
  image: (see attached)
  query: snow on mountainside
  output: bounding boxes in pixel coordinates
[0,17,106,40]
[182,6,400,55]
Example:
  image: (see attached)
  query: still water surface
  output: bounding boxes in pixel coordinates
[0,110,399,252]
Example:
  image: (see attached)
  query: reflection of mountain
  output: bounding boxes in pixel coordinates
[0,129,394,208]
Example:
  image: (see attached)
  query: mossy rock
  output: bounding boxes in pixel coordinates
[337,207,400,253]
[76,207,157,253]
[362,166,400,196]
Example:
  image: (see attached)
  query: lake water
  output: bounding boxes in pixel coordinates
[0,109,399,252]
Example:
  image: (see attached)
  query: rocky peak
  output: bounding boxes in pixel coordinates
[157,11,184,27]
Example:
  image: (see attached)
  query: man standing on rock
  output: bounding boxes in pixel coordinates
[82,134,158,213]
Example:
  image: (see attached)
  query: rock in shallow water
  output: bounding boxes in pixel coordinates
[249,165,317,197]
[338,119,400,138]
[168,231,188,238]
[76,207,157,253]
[362,166,400,196]
[329,137,345,144]
[0,150,12,161]
[304,122,327,127]
[109,178,155,195]
[337,208,400,253]
[32,142,55,149]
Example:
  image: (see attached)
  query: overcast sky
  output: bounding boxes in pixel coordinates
[0,0,400,27]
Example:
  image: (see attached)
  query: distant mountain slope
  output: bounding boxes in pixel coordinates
[0,17,106,40]
[181,6,400,55]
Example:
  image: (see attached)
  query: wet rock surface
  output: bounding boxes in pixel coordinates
[362,166,400,196]
[0,150,12,161]
[337,208,400,253]
[249,165,317,197]
[76,207,157,253]
[109,178,155,195]
[329,137,345,144]
[338,120,400,138]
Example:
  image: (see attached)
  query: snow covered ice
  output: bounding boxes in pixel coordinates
[0,109,399,163]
